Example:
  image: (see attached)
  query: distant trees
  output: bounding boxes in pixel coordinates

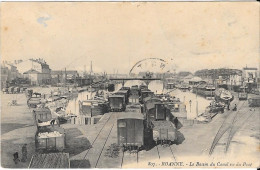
[177,71,192,77]
[194,68,242,79]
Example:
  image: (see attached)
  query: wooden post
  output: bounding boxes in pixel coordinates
[196,101,198,117]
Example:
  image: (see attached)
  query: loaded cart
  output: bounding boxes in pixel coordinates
[35,126,65,152]
[151,120,177,146]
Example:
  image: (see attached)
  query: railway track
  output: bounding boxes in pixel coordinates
[169,145,177,161]
[120,143,177,168]
[77,112,115,168]
[156,143,177,162]
[156,145,161,159]
[225,108,256,152]
[94,122,115,168]
[120,147,139,168]
[209,101,255,155]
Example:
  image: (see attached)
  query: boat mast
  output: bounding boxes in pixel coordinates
[64,68,67,93]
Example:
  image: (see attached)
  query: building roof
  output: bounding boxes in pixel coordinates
[189,76,202,82]
[117,112,144,120]
[51,70,78,75]
[117,90,128,93]
[23,69,41,74]
[146,101,163,110]
[183,74,194,79]
[109,95,125,98]
[121,86,130,90]
[143,96,161,103]
[141,90,153,93]
[1,62,17,69]
[243,67,257,70]
[5,63,17,68]
[29,153,70,168]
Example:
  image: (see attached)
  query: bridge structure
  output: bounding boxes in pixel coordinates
[108,77,162,86]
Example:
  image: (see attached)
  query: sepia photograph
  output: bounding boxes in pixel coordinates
[0,1,259,168]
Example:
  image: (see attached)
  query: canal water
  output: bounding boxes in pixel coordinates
[65,83,123,115]
[66,80,211,119]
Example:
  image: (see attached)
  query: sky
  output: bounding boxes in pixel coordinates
[1,2,259,74]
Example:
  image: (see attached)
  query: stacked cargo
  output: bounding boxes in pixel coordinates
[35,126,65,152]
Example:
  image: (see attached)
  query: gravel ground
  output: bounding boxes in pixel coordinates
[1,93,36,168]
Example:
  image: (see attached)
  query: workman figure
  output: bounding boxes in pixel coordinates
[227,103,230,110]
[50,119,56,126]
[13,152,20,164]
[21,144,27,162]
[233,104,237,111]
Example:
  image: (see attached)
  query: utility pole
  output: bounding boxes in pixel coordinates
[84,65,86,77]
[90,61,93,76]
[90,101,93,117]
[74,73,76,87]
[64,68,67,89]
[60,70,63,84]
[189,100,192,113]
[196,101,198,117]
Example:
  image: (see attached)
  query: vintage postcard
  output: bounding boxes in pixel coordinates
[1,1,259,169]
